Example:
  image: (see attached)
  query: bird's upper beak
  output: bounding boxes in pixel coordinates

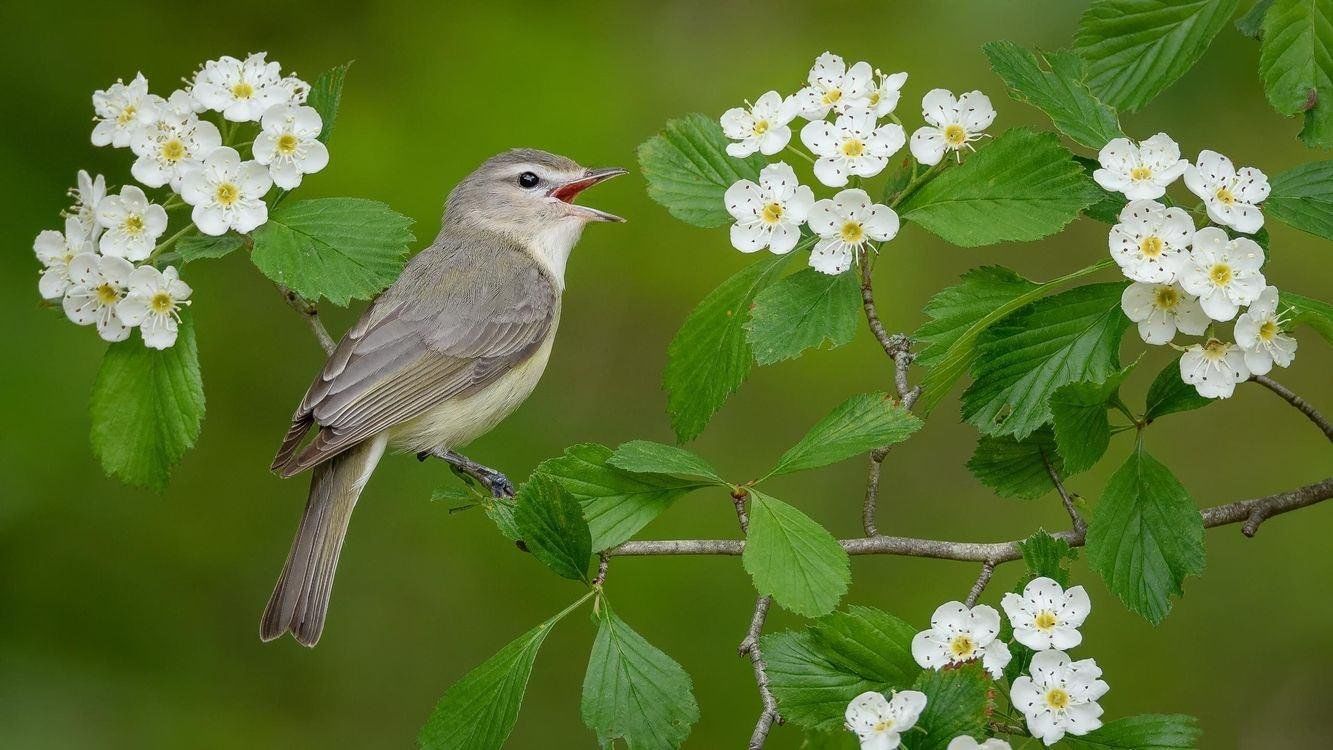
[550,167,628,222]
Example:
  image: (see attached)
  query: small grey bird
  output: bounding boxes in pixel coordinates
[261,149,625,646]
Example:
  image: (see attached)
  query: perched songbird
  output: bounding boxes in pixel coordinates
[261,149,625,646]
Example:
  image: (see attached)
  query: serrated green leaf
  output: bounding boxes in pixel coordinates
[250,198,414,306]
[514,474,592,582]
[581,604,699,750]
[809,606,921,688]
[1050,364,1135,475]
[911,662,990,750]
[743,490,850,617]
[746,267,861,365]
[1020,529,1078,587]
[762,631,881,732]
[665,252,793,442]
[963,283,1131,440]
[1280,289,1333,343]
[1144,356,1214,421]
[1076,156,1128,223]
[1074,0,1240,112]
[308,61,352,143]
[879,156,915,204]
[967,427,1063,500]
[1063,713,1202,749]
[799,730,857,750]
[1239,0,1277,38]
[89,313,205,491]
[533,443,705,551]
[769,393,922,477]
[899,128,1102,246]
[1267,161,1333,240]
[983,41,1124,149]
[1087,445,1205,623]
[176,232,245,263]
[1261,0,1333,147]
[607,440,725,483]
[484,499,522,542]
[638,113,765,228]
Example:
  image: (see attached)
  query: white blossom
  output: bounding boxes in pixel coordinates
[806,189,899,274]
[866,69,909,117]
[911,601,1012,678]
[91,73,153,148]
[1177,227,1265,321]
[1234,286,1297,375]
[844,690,927,750]
[253,104,330,189]
[793,52,873,120]
[69,170,107,238]
[95,185,168,261]
[129,90,223,191]
[724,162,814,255]
[276,75,311,105]
[1120,282,1210,345]
[1180,338,1250,399]
[1010,650,1108,746]
[1092,134,1188,200]
[910,89,995,166]
[947,738,1011,750]
[117,265,192,349]
[191,52,289,122]
[34,217,96,300]
[801,109,905,187]
[1108,199,1194,283]
[1000,577,1090,651]
[720,91,797,158]
[62,253,135,342]
[1183,150,1269,234]
[180,146,273,235]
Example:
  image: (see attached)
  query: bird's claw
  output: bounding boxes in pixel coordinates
[481,470,516,499]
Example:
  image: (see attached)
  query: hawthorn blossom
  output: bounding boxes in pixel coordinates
[95,185,168,261]
[801,108,905,187]
[1183,150,1269,234]
[1180,339,1250,399]
[69,170,107,237]
[191,52,288,122]
[806,189,899,274]
[129,91,223,191]
[1092,134,1188,200]
[724,162,814,254]
[1000,576,1090,651]
[1178,227,1265,321]
[1120,282,1210,345]
[947,738,1012,750]
[117,265,192,349]
[844,690,927,750]
[1108,199,1194,283]
[91,73,153,148]
[720,91,797,157]
[180,146,273,235]
[1011,650,1108,746]
[34,217,96,300]
[1234,286,1297,375]
[866,69,909,117]
[253,104,330,189]
[62,253,135,342]
[793,52,873,120]
[911,601,1012,678]
[910,89,995,166]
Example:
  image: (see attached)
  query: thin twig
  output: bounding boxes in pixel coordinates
[593,553,610,586]
[738,595,781,749]
[1251,374,1333,442]
[965,561,997,607]
[1042,450,1086,535]
[862,448,889,537]
[279,285,336,354]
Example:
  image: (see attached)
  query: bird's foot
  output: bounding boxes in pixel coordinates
[419,449,516,499]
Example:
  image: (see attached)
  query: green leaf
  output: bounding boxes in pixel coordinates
[419,600,583,750]
[176,232,245,263]
[808,606,921,688]
[513,474,592,582]
[1260,0,1333,147]
[910,662,990,750]
[1020,529,1078,587]
[250,198,415,306]
[1267,161,1333,240]
[966,427,1063,500]
[1144,357,1213,421]
[1063,714,1202,749]
[1050,364,1135,475]
[879,156,915,203]
[1087,445,1206,623]
[607,440,725,483]
[983,41,1124,149]
[769,393,922,477]
[899,128,1101,247]
[1076,156,1128,223]
[638,113,765,228]
[1073,0,1241,112]
[1281,289,1333,343]
[962,282,1130,440]
[89,313,205,491]
[1238,0,1277,38]
[746,267,861,365]
[581,604,700,750]
[533,444,704,551]
[484,499,522,542]
[665,252,793,441]
[308,61,352,143]
[743,489,851,617]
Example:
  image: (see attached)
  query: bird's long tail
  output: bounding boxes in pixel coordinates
[260,434,386,647]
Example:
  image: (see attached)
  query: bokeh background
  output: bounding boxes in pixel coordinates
[2,1,1330,747]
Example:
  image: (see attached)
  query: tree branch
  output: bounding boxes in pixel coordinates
[730,490,782,748]
[278,285,336,355]
[1251,374,1333,442]
[1043,450,1086,536]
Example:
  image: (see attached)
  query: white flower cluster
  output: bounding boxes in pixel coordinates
[719,52,995,275]
[34,54,329,349]
[1094,135,1296,398]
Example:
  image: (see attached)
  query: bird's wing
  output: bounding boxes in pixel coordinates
[272,237,558,476]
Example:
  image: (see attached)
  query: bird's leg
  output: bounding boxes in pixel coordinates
[416,448,516,499]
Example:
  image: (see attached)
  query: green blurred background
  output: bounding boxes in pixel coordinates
[2,1,1330,747]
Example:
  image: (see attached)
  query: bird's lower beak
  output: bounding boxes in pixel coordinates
[551,167,628,222]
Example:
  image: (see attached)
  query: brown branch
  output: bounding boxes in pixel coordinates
[1043,450,1086,536]
[1251,374,1333,442]
[729,490,782,748]
[964,561,997,607]
[279,284,336,355]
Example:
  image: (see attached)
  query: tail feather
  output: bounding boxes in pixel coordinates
[261,435,386,647]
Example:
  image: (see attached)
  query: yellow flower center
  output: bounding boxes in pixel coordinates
[839,221,865,243]
[1139,235,1164,258]
[1130,166,1153,181]
[948,634,976,659]
[277,133,300,155]
[231,81,255,99]
[160,139,186,163]
[752,119,770,136]
[1202,338,1229,361]
[872,719,894,734]
[760,202,784,224]
[1153,285,1180,309]
[868,91,881,106]
[215,182,240,207]
[95,283,120,305]
[944,124,967,146]
[123,214,145,236]
[117,105,138,126]
[1215,186,1236,205]
[1209,263,1234,287]
[150,291,175,314]
[822,88,843,105]
[1045,688,1071,710]
[1033,610,1058,631]
[841,139,865,157]
[1258,320,1278,341]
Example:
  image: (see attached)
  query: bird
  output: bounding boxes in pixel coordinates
[260,149,625,647]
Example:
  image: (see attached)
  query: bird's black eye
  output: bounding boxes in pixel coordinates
[518,171,540,189]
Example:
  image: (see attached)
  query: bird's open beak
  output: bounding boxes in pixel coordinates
[551,167,628,222]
